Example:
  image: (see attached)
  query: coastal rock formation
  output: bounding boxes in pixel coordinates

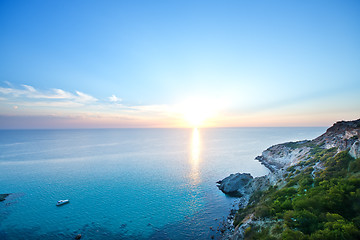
[218,118,360,240]
[254,119,360,172]
[217,173,253,196]
[313,119,360,151]
[255,140,310,171]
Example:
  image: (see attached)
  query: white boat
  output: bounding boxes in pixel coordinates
[56,199,69,206]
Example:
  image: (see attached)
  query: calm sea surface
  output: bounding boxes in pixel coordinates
[0,127,326,240]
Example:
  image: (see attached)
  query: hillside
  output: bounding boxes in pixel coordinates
[218,119,360,239]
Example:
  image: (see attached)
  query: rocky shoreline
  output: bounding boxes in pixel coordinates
[217,119,360,239]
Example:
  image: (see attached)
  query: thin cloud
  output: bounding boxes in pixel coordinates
[49,89,74,99]
[19,101,84,108]
[4,81,13,87]
[75,91,97,103]
[0,86,28,96]
[0,83,179,125]
[0,84,172,114]
[22,85,36,93]
[130,104,171,113]
[0,83,170,111]
[0,84,98,103]
[109,94,122,102]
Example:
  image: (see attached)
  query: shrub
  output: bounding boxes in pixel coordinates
[282,228,308,240]
[349,158,360,172]
[254,205,272,219]
[285,210,319,234]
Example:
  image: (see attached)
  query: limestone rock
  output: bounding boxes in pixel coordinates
[313,119,360,151]
[255,142,310,171]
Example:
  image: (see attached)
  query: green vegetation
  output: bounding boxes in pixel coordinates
[234,149,360,240]
[283,141,308,149]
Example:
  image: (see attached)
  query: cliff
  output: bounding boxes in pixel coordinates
[218,119,360,239]
[256,119,360,172]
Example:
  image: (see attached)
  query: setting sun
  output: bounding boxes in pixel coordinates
[178,97,218,127]
[183,107,211,127]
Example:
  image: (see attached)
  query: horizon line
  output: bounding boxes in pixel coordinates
[0,125,330,131]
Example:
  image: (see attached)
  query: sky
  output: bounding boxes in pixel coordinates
[0,0,359,128]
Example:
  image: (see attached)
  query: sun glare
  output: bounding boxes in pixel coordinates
[189,128,201,185]
[179,98,216,127]
[184,108,211,127]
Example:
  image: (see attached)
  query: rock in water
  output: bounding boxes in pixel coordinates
[217,173,253,196]
[75,234,81,239]
[0,194,9,202]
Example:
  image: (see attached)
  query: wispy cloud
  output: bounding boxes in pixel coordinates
[22,85,36,93]
[0,83,175,116]
[0,83,186,128]
[109,94,122,102]
[3,81,13,87]
[129,104,172,113]
[18,101,84,108]
[0,84,98,103]
[75,91,97,103]
[0,86,27,96]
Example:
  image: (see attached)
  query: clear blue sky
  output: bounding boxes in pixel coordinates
[0,0,359,128]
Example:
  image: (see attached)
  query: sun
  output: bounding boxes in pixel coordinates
[183,107,210,127]
[178,97,216,128]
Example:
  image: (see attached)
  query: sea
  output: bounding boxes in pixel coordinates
[0,127,326,240]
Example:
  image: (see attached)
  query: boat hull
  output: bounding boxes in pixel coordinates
[56,200,69,206]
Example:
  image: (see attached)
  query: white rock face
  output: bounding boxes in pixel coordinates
[314,120,360,151]
[345,130,358,139]
[350,140,360,159]
[257,144,310,170]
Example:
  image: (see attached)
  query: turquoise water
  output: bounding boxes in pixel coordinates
[0,127,326,239]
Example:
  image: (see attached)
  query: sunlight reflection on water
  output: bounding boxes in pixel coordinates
[190,128,201,186]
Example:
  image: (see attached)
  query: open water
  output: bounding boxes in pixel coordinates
[0,127,326,239]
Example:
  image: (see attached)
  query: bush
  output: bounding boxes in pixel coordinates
[254,205,272,219]
[311,220,360,240]
[349,158,360,172]
[299,176,314,189]
[282,228,308,240]
[284,210,319,234]
[271,224,283,235]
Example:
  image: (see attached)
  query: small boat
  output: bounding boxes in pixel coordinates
[56,199,69,206]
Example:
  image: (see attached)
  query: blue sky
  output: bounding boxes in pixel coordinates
[0,0,359,128]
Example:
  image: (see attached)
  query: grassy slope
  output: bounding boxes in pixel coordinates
[234,147,360,240]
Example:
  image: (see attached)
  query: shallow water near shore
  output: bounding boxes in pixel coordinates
[0,127,326,239]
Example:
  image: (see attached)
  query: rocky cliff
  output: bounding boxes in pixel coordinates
[218,118,360,239]
[255,119,360,172]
